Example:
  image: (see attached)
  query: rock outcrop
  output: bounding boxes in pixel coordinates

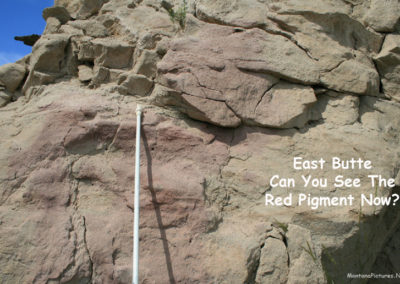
[1,0,400,283]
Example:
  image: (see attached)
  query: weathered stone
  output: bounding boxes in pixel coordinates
[92,38,134,69]
[374,35,400,101]
[59,24,84,36]
[255,237,289,284]
[267,4,383,76]
[55,0,109,19]
[90,66,109,87]
[157,22,320,127]
[364,0,400,32]
[78,65,93,82]
[119,73,153,96]
[320,60,380,96]
[133,50,159,79]
[0,90,12,107]
[0,63,26,92]
[360,96,400,134]
[180,93,241,127]
[311,91,360,126]
[3,0,400,283]
[104,5,175,36]
[42,6,71,24]
[22,34,69,94]
[43,17,61,35]
[196,0,270,28]
[69,20,108,38]
[29,34,70,74]
[253,82,317,128]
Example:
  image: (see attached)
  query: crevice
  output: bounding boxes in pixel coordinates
[82,216,94,282]
[244,246,262,284]
[266,16,319,61]
[189,69,224,99]
[254,82,279,112]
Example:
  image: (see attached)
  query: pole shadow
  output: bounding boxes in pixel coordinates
[142,130,176,284]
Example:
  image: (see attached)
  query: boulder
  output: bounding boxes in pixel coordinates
[119,73,153,96]
[29,34,70,74]
[42,6,71,24]
[22,34,70,94]
[0,63,26,92]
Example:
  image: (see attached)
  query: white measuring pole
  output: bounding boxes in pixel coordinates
[133,104,143,284]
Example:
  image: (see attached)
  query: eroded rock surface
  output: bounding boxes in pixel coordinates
[1,0,400,283]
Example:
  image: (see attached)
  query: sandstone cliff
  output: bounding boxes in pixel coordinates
[1,0,400,283]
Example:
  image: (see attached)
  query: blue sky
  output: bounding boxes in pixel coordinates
[0,0,54,65]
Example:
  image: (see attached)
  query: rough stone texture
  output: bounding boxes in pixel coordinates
[256,237,289,284]
[374,35,400,101]
[0,63,26,92]
[132,50,159,79]
[320,60,380,96]
[311,91,360,126]
[0,90,12,107]
[55,0,109,19]
[1,0,400,283]
[119,73,153,96]
[78,65,93,82]
[157,20,319,128]
[92,38,134,69]
[22,34,70,95]
[42,6,72,24]
[43,17,62,35]
[363,0,400,32]
[69,20,109,38]
[196,0,270,28]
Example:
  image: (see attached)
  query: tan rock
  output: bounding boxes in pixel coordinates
[364,0,400,32]
[374,35,400,101]
[253,82,317,128]
[42,6,71,24]
[119,73,154,96]
[55,0,108,19]
[311,91,360,126]
[28,34,70,74]
[256,237,289,284]
[78,65,93,82]
[0,90,12,107]
[133,50,159,79]
[69,19,108,38]
[43,17,61,34]
[196,0,270,28]
[157,22,320,127]
[92,38,134,69]
[320,60,380,96]
[0,63,26,92]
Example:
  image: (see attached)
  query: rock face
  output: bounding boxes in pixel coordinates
[1,0,400,283]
